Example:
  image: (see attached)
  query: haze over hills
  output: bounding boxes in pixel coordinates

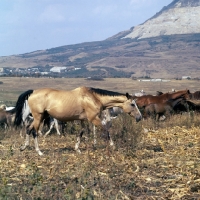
[0,0,200,79]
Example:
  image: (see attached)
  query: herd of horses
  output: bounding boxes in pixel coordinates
[0,86,200,156]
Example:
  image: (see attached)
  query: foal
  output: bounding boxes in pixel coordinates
[143,98,184,121]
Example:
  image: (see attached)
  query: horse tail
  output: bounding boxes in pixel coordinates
[14,90,33,127]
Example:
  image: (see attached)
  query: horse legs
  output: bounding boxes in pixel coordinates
[93,125,97,145]
[54,118,61,136]
[21,114,43,156]
[44,119,55,137]
[90,110,114,147]
[75,121,85,153]
[103,121,114,146]
[20,125,43,156]
[101,109,114,146]
[44,118,61,137]
[20,128,30,151]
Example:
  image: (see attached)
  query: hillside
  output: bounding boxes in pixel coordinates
[0,0,200,79]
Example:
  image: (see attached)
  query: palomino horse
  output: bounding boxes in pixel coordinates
[132,89,190,108]
[14,87,142,155]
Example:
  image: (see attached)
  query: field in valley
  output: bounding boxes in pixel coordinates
[0,77,199,105]
[0,77,200,199]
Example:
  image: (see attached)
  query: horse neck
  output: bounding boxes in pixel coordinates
[97,94,127,108]
[170,90,188,99]
[170,98,183,108]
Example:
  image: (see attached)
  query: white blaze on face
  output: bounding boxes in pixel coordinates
[132,99,142,118]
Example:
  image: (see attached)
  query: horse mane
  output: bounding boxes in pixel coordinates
[88,87,125,97]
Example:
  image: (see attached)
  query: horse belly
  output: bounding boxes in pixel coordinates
[47,107,86,122]
[154,105,165,114]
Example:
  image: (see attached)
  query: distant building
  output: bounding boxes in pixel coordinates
[50,67,67,73]
[151,79,162,82]
[182,76,191,80]
[137,78,170,82]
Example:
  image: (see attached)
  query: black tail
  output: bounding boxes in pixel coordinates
[14,90,33,126]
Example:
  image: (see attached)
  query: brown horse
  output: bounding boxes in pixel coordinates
[14,87,142,155]
[143,98,184,121]
[0,108,16,130]
[189,91,200,100]
[132,89,190,108]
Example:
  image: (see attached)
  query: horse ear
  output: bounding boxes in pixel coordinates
[126,93,131,99]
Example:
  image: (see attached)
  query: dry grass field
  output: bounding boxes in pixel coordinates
[0,77,200,199]
[0,77,199,105]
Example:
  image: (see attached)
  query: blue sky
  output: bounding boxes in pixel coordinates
[0,0,172,56]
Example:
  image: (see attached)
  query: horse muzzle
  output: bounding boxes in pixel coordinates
[135,115,142,122]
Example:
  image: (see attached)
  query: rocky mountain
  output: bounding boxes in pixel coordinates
[0,0,200,79]
[123,0,200,40]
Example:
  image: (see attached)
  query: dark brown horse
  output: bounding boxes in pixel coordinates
[189,91,200,100]
[14,87,142,155]
[132,89,190,108]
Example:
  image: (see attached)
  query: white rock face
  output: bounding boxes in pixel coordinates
[124,6,200,40]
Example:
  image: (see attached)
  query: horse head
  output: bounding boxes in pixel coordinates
[124,93,142,122]
[181,89,191,99]
[0,104,6,111]
[165,89,190,101]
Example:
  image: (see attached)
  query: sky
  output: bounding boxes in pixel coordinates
[0,0,173,56]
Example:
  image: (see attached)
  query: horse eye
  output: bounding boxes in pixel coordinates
[131,104,135,107]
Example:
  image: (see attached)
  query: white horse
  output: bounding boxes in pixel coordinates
[89,106,133,149]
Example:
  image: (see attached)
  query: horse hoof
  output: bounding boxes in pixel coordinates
[109,140,114,146]
[20,146,26,151]
[76,149,81,154]
[37,150,43,156]
[143,128,149,133]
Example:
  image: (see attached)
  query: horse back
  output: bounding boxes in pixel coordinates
[28,87,102,121]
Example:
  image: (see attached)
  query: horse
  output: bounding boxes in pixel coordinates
[0,107,16,130]
[189,91,200,100]
[6,106,15,111]
[134,90,146,97]
[132,89,191,109]
[14,87,142,155]
[91,106,124,146]
[0,104,7,111]
[42,116,65,137]
[143,97,185,121]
